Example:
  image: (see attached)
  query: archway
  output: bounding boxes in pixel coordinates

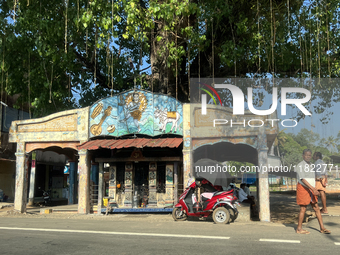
[25,145,79,206]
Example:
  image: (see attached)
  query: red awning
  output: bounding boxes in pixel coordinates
[77,138,183,150]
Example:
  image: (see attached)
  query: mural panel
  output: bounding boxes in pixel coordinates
[89,90,183,137]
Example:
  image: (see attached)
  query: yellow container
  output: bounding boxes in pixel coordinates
[103,198,108,207]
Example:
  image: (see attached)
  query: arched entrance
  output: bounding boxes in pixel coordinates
[182,103,278,222]
[25,145,79,206]
[9,108,88,213]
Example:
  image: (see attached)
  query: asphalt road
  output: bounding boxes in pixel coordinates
[0,216,339,255]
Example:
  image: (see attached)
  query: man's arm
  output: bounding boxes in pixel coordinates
[301,179,319,196]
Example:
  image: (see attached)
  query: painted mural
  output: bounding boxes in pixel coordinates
[89,90,183,137]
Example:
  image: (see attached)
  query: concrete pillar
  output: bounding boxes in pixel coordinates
[108,164,117,205]
[183,150,193,188]
[28,151,36,206]
[68,160,77,205]
[97,162,104,215]
[148,162,157,208]
[124,162,133,208]
[165,163,174,206]
[257,126,270,222]
[78,149,90,214]
[14,142,29,213]
[182,104,193,188]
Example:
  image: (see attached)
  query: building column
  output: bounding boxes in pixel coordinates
[28,151,36,206]
[68,160,77,205]
[182,104,193,189]
[183,149,193,188]
[14,142,29,213]
[78,149,90,214]
[97,162,104,215]
[165,163,174,206]
[148,162,157,208]
[108,164,117,206]
[124,162,133,208]
[257,126,270,222]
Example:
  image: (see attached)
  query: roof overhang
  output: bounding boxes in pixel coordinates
[77,138,183,150]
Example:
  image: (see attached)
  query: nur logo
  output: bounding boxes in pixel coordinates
[199,83,311,116]
[198,83,223,115]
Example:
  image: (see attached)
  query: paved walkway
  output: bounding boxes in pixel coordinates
[1,192,339,224]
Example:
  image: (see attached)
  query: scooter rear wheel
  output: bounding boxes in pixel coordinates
[172,207,188,221]
[213,207,230,224]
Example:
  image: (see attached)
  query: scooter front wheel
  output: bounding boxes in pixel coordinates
[172,207,188,221]
[213,207,230,224]
[227,207,237,223]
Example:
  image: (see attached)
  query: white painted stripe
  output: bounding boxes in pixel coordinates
[0,227,230,240]
[335,243,340,246]
[259,239,300,244]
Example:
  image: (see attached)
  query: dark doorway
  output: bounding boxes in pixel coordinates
[134,162,149,207]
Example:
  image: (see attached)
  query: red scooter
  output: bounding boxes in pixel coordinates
[172,179,239,224]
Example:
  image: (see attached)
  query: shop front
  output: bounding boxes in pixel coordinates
[9,89,184,213]
[78,89,184,212]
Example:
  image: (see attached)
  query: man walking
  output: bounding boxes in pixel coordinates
[313,152,328,214]
[296,149,331,234]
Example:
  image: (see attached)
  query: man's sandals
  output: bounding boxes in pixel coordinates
[296,229,310,234]
[320,229,331,234]
[320,209,328,214]
[296,229,331,234]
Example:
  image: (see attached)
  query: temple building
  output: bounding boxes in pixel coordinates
[9,89,277,221]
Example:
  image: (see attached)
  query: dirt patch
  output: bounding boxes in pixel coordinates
[269,191,340,224]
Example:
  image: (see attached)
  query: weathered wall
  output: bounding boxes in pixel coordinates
[9,107,90,213]
[9,107,89,144]
[189,103,278,149]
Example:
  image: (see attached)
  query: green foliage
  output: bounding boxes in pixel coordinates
[278,132,304,166]
[1,0,340,118]
[291,128,320,150]
[277,128,340,166]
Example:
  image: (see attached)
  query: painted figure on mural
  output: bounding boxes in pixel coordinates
[121,92,147,133]
[154,107,181,133]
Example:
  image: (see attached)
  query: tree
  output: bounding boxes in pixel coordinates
[1,0,340,117]
[292,128,320,151]
[321,136,339,154]
[277,131,304,166]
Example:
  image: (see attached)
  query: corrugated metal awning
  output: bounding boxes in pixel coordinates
[77,138,183,150]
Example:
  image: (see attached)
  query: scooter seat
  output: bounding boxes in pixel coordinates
[213,190,233,197]
[213,191,225,196]
[201,192,214,200]
[201,196,210,202]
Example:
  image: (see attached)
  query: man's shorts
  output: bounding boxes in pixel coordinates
[296,183,318,205]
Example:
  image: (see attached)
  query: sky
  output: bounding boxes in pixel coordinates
[278,101,340,139]
[256,88,340,140]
